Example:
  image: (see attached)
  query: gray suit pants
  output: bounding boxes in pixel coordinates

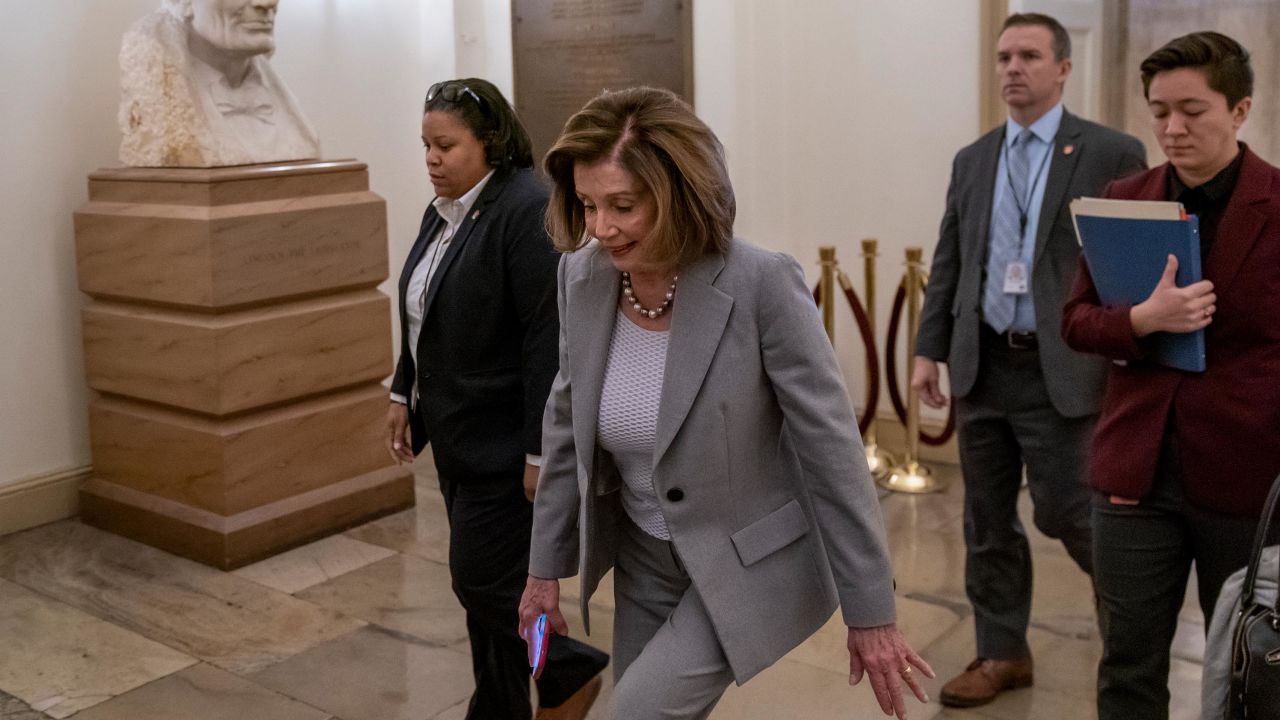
[955,325,1095,659]
[609,517,734,720]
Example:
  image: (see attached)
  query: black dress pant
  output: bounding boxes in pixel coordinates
[438,470,609,719]
[954,326,1096,659]
[1093,421,1257,720]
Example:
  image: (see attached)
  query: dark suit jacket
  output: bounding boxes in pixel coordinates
[1061,146,1280,517]
[916,111,1147,417]
[390,166,559,480]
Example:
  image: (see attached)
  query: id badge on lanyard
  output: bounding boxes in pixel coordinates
[1002,135,1051,296]
[1003,261,1029,294]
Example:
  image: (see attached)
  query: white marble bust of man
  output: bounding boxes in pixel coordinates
[118,0,320,167]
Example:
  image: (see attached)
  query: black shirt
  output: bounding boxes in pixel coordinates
[1165,144,1245,262]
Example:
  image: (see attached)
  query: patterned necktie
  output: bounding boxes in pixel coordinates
[983,127,1035,333]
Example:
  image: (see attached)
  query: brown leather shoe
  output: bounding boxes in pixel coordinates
[939,656,1034,708]
[535,675,603,720]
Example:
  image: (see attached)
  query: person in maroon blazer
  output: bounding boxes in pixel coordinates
[1061,32,1280,720]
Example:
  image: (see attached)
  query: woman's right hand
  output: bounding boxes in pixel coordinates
[384,402,415,464]
[1130,254,1216,336]
[518,575,569,645]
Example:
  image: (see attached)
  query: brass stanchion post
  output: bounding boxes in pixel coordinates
[882,247,947,493]
[818,246,837,343]
[860,239,893,480]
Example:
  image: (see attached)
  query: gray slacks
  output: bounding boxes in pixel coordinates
[954,326,1095,659]
[608,517,734,720]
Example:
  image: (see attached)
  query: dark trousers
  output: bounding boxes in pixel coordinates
[438,471,609,719]
[954,326,1095,659]
[1094,424,1257,720]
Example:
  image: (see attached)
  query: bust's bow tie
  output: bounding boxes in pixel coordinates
[210,79,276,124]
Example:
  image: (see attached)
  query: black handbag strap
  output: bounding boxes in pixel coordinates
[1241,472,1280,610]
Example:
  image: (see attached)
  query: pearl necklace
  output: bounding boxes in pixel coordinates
[622,272,678,319]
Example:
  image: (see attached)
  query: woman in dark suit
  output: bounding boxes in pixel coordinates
[518,87,932,720]
[384,77,607,720]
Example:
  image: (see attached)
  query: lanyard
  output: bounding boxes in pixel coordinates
[418,215,458,314]
[1004,133,1053,242]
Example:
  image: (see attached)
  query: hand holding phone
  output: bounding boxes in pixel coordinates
[527,612,550,679]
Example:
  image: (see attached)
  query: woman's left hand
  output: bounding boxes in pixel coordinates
[847,623,935,719]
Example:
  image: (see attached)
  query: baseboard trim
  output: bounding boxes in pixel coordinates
[0,466,90,536]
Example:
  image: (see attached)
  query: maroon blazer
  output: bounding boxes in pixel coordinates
[1062,146,1280,517]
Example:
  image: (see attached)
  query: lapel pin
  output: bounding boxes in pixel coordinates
[471,210,480,220]
[1063,144,1075,156]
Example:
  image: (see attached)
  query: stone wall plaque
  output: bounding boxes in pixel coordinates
[512,0,693,161]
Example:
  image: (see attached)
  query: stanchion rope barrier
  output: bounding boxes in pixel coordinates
[884,275,956,446]
[811,275,879,436]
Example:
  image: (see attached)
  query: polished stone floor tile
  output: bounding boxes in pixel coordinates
[931,686,1097,720]
[559,567,616,612]
[232,534,395,595]
[916,613,1094,716]
[71,664,332,720]
[0,578,195,719]
[0,455,1214,719]
[250,626,475,720]
[295,553,468,646]
[880,471,967,534]
[715,655,944,720]
[1169,656,1206,720]
[344,488,451,566]
[428,699,470,720]
[784,595,964,676]
[0,521,364,675]
[0,689,50,719]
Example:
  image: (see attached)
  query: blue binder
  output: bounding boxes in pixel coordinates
[1072,209,1205,372]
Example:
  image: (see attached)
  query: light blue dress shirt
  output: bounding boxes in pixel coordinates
[986,103,1062,333]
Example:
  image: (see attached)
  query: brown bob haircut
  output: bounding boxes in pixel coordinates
[543,86,735,266]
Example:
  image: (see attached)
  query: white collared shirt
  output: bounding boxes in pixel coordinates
[393,170,494,406]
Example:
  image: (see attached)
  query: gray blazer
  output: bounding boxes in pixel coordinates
[529,239,895,683]
[915,111,1146,417]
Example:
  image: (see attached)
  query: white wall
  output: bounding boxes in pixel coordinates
[0,1,455,492]
[694,0,981,415]
[0,0,982,498]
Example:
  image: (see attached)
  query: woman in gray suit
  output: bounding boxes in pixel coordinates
[517,87,933,719]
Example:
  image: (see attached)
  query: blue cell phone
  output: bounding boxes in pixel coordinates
[528,613,550,679]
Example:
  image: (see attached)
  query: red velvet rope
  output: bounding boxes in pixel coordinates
[811,280,879,436]
[884,279,956,446]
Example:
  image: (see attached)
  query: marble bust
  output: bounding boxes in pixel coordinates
[118,0,320,167]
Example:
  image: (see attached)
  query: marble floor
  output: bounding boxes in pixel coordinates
[0,458,1210,720]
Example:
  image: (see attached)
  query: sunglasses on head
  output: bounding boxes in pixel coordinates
[427,81,483,107]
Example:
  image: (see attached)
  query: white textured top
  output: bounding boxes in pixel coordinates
[597,310,671,540]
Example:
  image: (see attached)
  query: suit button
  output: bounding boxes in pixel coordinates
[666,488,684,502]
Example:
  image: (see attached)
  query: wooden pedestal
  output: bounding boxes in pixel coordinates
[74,160,413,569]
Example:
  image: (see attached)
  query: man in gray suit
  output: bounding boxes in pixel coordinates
[912,12,1145,708]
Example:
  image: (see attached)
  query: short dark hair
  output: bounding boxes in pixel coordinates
[1140,31,1253,109]
[423,78,533,169]
[543,87,735,266]
[1002,13,1071,61]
